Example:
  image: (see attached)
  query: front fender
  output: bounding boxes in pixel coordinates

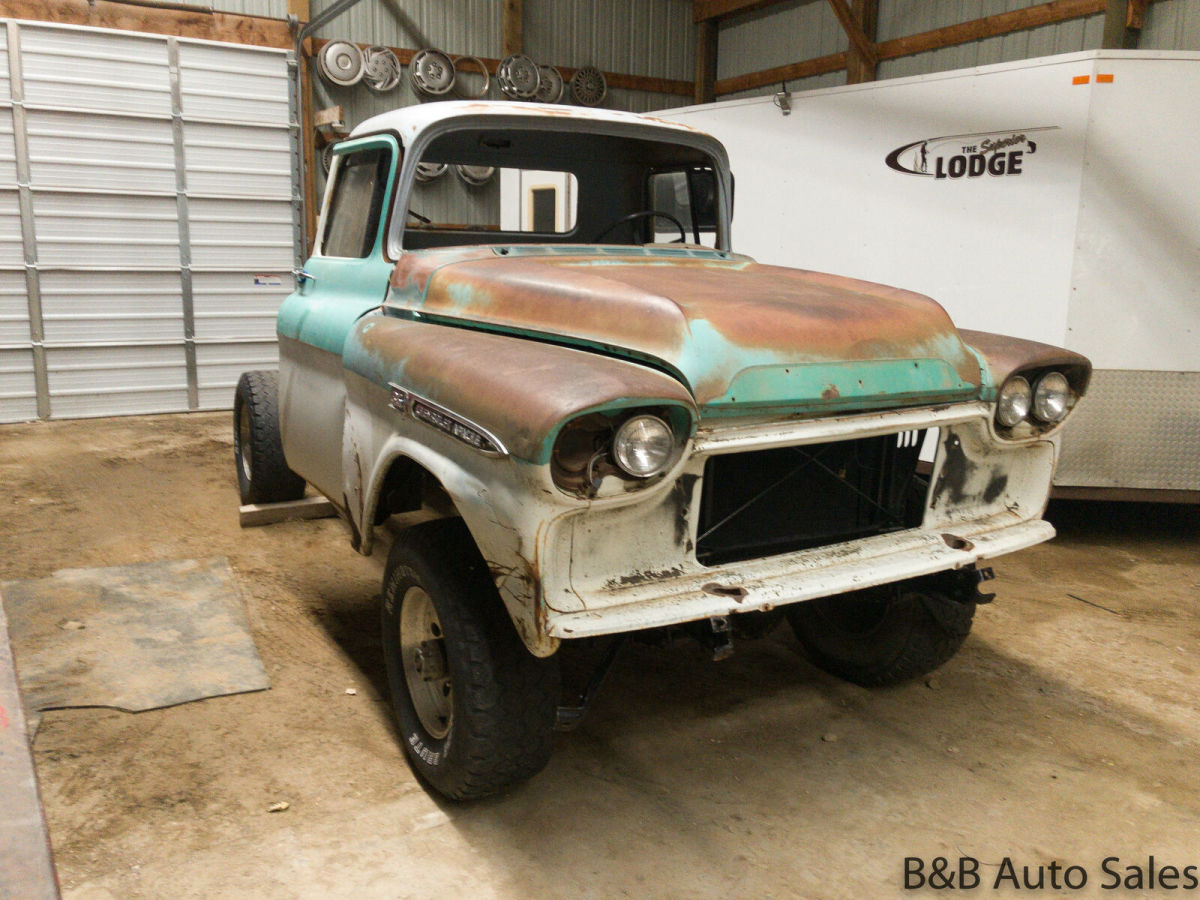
[340,314,700,656]
[343,313,698,464]
[960,329,1092,398]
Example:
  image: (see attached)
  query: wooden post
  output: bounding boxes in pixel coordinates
[845,0,878,84]
[695,19,718,104]
[286,0,310,22]
[502,0,522,57]
[300,38,317,255]
[1102,0,1142,48]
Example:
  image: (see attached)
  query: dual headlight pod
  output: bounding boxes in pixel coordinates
[994,370,1075,432]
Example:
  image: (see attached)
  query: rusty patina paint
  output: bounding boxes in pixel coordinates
[385,248,983,412]
[345,315,697,463]
[959,329,1092,395]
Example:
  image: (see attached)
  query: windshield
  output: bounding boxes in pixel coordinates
[393,122,728,253]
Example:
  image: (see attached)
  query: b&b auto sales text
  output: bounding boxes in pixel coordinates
[905,856,1198,891]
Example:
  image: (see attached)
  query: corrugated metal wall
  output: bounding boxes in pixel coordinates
[715,0,1200,101]
[308,0,694,133]
[719,0,846,99]
[876,0,1104,81]
[1141,0,1200,49]
[305,0,695,221]
[210,0,290,18]
[0,21,296,423]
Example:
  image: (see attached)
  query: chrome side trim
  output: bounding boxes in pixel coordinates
[388,383,508,457]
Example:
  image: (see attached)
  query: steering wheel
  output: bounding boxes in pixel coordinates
[592,210,686,244]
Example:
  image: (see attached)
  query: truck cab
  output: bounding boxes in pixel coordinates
[234,101,1090,800]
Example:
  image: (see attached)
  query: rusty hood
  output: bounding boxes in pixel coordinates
[386,246,983,413]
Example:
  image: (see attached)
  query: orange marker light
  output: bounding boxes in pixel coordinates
[1097,73,1114,83]
[1073,75,1090,85]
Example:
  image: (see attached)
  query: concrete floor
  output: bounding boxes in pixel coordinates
[1,412,1197,899]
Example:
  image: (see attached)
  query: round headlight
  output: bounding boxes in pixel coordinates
[996,375,1032,428]
[613,415,674,478]
[1032,371,1072,423]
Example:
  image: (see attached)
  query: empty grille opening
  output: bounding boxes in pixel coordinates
[695,430,928,567]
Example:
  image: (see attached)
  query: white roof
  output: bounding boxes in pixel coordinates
[350,100,703,142]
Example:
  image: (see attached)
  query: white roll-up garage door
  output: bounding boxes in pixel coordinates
[0,20,298,422]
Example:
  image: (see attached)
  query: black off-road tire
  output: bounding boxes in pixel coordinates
[786,576,976,687]
[381,518,561,800]
[233,371,306,505]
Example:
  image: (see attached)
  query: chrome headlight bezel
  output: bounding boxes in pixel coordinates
[1032,371,1072,423]
[612,414,675,478]
[995,375,1032,429]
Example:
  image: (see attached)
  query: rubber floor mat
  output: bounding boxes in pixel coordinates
[1,557,269,733]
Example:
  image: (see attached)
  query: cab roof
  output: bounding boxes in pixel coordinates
[350,100,706,144]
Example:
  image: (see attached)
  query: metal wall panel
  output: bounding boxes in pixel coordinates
[23,110,175,193]
[718,0,842,81]
[523,0,694,84]
[308,0,695,144]
[194,340,278,409]
[44,344,190,418]
[0,270,26,344]
[310,0,502,57]
[33,192,181,270]
[175,40,295,411]
[185,121,294,197]
[1142,0,1200,49]
[20,27,172,115]
[878,0,1105,80]
[38,270,185,344]
[211,0,288,18]
[714,0,1115,96]
[0,21,298,422]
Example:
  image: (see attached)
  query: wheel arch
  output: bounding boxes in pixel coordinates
[359,439,562,658]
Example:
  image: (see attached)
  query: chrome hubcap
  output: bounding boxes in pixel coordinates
[400,587,452,739]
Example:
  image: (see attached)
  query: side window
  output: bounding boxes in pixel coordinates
[648,167,719,245]
[321,147,391,258]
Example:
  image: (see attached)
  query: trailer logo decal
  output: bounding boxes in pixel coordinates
[886,127,1058,179]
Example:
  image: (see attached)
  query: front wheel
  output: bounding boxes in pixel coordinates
[381,519,560,800]
[786,576,976,687]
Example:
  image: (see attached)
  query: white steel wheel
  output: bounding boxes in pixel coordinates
[399,586,452,739]
[380,518,561,800]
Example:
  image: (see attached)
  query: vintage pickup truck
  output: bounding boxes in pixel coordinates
[234,101,1089,800]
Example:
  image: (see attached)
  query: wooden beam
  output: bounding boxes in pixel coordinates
[695,19,718,104]
[0,0,293,48]
[875,0,1106,61]
[310,38,695,96]
[845,0,878,84]
[693,0,790,23]
[239,496,337,528]
[715,52,846,96]
[826,0,876,68]
[1126,0,1148,29]
[502,0,522,57]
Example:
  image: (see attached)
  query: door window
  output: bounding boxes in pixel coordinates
[321,147,392,258]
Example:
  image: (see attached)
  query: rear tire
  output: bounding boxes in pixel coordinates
[381,518,560,800]
[786,576,976,687]
[233,371,306,505]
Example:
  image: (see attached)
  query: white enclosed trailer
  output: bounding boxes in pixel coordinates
[663,51,1200,501]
